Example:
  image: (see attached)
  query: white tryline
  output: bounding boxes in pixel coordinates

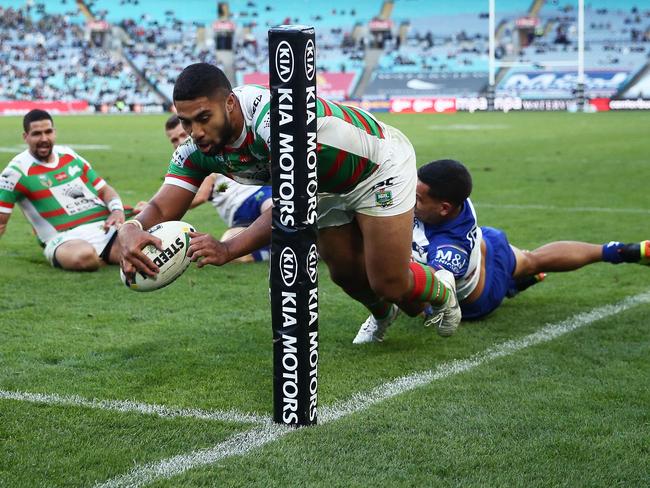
[0,390,271,425]
[95,424,292,488]
[476,202,650,214]
[95,290,650,488]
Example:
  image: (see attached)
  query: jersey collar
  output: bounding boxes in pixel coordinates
[227,123,248,150]
[29,149,59,168]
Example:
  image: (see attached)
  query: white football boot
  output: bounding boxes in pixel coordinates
[423,269,462,337]
[353,304,400,344]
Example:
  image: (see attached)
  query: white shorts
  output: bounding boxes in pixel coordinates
[317,124,417,229]
[43,221,116,266]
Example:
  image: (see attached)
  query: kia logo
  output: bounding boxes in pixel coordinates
[304,39,315,81]
[306,244,318,284]
[275,40,294,83]
[280,246,298,287]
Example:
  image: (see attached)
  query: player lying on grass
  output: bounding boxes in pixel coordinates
[354,159,650,343]
[137,114,272,262]
[0,109,131,271]
[118,63,458,330]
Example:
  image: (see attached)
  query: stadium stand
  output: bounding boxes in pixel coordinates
[0,0,648,109]
[497,1,649,99]
[227,1,374,98]
[120,17,223,102]
[0,4,160,107]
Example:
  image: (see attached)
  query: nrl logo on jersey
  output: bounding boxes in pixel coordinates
[375,189,393,208]
[38,174,53,188]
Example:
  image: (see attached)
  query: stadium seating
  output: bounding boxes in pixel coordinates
[0,5,159,106]
[0,0,647,105]
[121,19,223,101]
[496,2,649,99]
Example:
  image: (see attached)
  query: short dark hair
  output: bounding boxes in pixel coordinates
[23,109,53,133]
[418,159,473,206]
[173,63,232,102]
[165,114,181,131]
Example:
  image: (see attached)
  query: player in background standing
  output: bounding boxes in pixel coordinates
[368,159,648,340]
[118,63,460,335]
[0,109,127,271]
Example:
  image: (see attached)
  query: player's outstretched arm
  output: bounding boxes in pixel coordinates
[189,174,217,209]
[0,213,9,239]
[187,206,272,267]
[118,184,195,277]
[97,184,125,231]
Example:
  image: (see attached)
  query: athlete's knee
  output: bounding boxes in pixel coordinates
[327,264,360,289]
[369,274,410,303]
[59,246,101,271]
[516,250,540,276]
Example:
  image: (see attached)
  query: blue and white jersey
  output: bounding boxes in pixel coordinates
[210,174,263,227]
[412,198,482,301]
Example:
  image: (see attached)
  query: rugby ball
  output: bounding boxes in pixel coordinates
[120,220,195,292]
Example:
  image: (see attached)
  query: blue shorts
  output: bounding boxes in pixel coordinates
[232,187,272,227]
[460,226,517,320]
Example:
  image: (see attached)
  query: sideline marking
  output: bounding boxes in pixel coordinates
[95,291,650,488]
[0,390,270,425]
[0,144,111,153]
[427,124,510,131]
[476,202,650,214]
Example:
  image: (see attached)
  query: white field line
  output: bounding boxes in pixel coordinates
[0,144,111,153]
[0,390,271,425]
[95,290,650,488]
[475,202,650,214]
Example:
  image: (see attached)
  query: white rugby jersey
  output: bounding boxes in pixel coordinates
[210,174,264,227]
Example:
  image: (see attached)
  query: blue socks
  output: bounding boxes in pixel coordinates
[602,241,625,264]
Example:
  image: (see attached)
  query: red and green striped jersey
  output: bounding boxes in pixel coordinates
[165,84,389,195]
[0,146,110,243]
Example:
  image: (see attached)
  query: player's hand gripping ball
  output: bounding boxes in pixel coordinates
[120,221,195,291]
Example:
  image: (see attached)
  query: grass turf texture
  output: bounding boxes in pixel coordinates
[0,112,649,486]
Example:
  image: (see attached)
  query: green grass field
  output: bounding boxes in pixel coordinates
[1,112,649,487]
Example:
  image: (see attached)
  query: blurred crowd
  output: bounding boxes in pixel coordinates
[0,2,648,105]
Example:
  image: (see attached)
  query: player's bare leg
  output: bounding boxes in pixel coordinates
[318,222,379,308]
[356,209,429,315]
[512,242,602,277]
[54,240,103,271]
[356,208,461,339]
[319,221,401,343]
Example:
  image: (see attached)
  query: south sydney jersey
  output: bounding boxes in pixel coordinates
[165,84,391,195]
[0,146,109,243]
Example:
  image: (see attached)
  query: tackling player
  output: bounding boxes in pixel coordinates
[384,159,647,338]
[118,63,459,335]
[0,109,127,271]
